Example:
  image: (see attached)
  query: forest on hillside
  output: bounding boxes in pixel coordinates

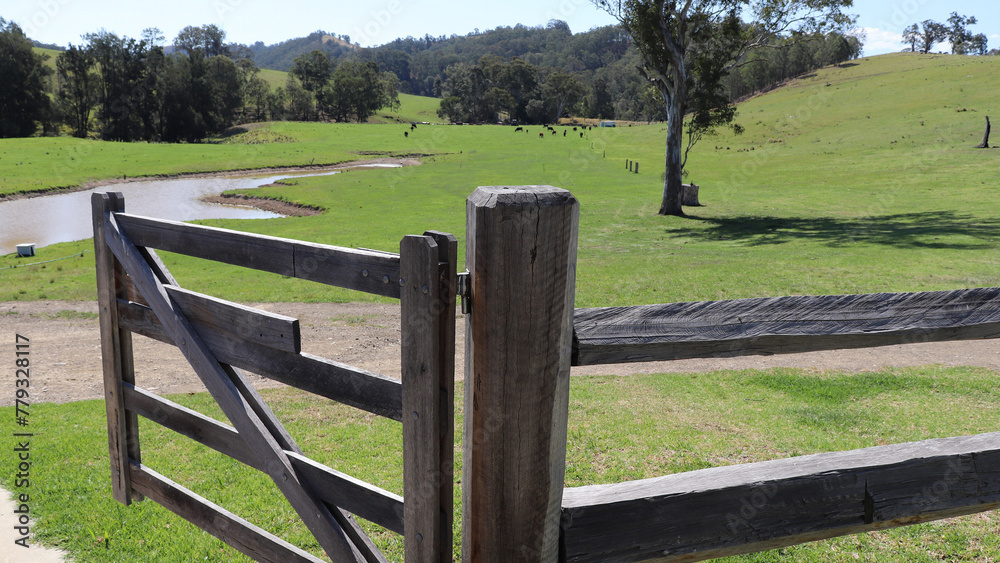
[3,18,867,138]
[256,21,865,121]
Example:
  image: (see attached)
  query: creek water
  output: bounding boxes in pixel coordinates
[0,168,359,255]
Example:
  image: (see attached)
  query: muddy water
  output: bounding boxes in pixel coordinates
[0,170,345,255]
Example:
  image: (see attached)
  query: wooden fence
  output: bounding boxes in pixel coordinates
[459,186,1000,562]
[92,191,456,563]
[97,184,1000,562]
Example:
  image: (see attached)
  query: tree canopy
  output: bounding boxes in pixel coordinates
[0,19,52,138]
[4,17,862,141]
[902,13,987,55]
[595,0,856,216]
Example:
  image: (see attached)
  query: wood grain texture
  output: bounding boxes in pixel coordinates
[128,462,327,563]
[118,299,403,421]
[123,281,301,353]
[561,433,1000,563]
[463,186,579,562]
[401,233,457,562]
[115,212,402,298]
[92,192,141,505]
[122,384,406,535]
[574,287,1000,365]
[124,230,389,562]
[101,208,362,562]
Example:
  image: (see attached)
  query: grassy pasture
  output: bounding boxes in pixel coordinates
[4,54,999,305]
[3,52,1000,561]
[1,366,998,562]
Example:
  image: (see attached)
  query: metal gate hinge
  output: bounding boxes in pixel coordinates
[457,271,471,314]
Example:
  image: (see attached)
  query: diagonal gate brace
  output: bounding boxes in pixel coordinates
[99,196,375,563]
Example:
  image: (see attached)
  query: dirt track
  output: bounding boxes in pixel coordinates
[3,300,1000,406]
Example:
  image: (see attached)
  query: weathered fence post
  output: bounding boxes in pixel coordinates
[462,186,579,562]
[92,192,142,505]
[401,231,457,563]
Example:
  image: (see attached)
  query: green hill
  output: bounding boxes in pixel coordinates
[372,93,444,124]
[687,51,998,215]
[32,46,60,72]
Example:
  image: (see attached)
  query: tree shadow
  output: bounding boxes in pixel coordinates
[672,211,1000,249]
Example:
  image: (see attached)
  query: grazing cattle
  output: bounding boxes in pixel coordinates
[515,126,523,132]
[563,130,566,136]
[580,132,584,138]
[539,132,544,138]
[410,123,417,130]
[404,131,408,137]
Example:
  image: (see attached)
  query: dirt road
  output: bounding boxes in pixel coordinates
[3,300,999,406]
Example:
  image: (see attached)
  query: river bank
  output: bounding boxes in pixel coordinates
[0,157,421,202]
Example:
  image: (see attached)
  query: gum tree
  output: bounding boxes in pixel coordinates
[594,0,856,216]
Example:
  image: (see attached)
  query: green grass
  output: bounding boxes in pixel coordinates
[4,52,1000,561]
[258,67,290,89]
[3,366,999,562]
[3,53,999,305]
[370,93,447,124]
[32,46,60,72]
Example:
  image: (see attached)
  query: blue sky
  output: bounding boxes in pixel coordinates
[4,0,997,56]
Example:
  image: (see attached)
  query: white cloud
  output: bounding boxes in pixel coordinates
[860,27,905,56]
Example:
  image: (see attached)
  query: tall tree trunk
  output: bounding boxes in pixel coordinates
[976,115,990,148]
[660,88,685,216]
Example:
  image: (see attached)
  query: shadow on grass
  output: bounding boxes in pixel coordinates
[674,211,1000,249]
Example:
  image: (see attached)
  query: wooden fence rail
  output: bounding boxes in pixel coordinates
[93,191,456,563]
[451,185,1000,563]
[562,432,1000,562]
[573,287,1000,365]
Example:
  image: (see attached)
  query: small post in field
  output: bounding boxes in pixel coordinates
[462,186,579,562]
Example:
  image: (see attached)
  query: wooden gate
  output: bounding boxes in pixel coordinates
[92,191,456,563]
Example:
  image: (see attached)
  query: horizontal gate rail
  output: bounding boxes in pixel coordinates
[129,462,328,563]
[124,383,405,534]
[115,212,403,298]
[573,287,1000,365]
[561,432,1000,563]
[127,280,303,353]
[117,298,403,420]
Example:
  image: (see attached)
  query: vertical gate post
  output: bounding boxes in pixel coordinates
[92,192,142,505]
[462,186,579,561]
[401,231,457,563]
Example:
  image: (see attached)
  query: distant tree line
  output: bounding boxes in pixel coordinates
[902,13,989,55]
[434,26,862,124]
[725,33,863,102]
[285,49,399,123]
[28,16,1000,138]
[436,56,584,124]
[249,31,358,72]
[366,21,863,123]
[0,22,399,139]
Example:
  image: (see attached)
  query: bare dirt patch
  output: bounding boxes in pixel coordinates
[201,193,325,216]
[3,300,1000,406]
